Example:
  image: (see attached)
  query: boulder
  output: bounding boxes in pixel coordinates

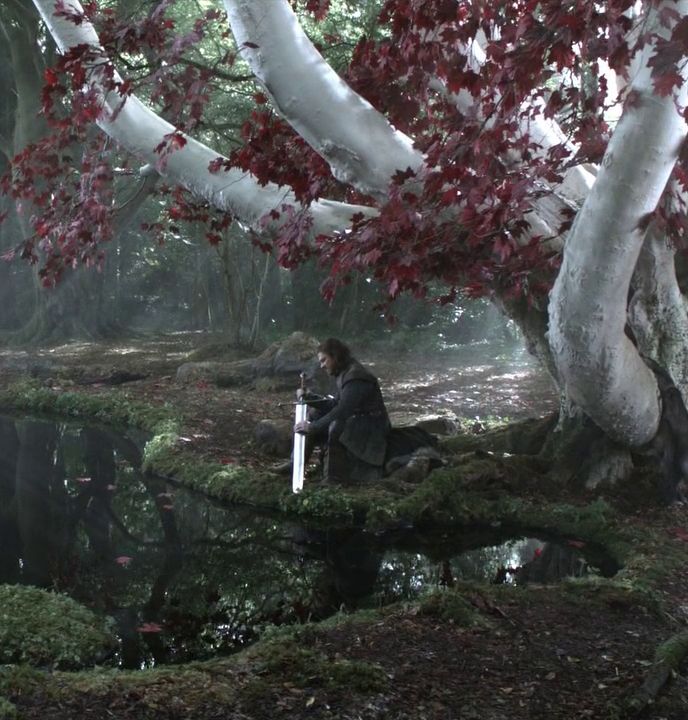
[385,447,444,484]
[254,419,293,457]
[255,332,321,379]
[176,332,324,388]
[415,414,460,436]
[176,359,254,385]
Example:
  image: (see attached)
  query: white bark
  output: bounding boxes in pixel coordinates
[31,0,375,235]
[222,0,424,198]
[428,45,596,253]
[549,0,688,447]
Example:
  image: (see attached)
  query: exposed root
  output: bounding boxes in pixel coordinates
[624,630,688,716]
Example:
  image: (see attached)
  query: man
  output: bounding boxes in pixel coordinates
[294,338,390,484]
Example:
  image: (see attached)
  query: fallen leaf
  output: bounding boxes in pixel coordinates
[137,622,163,633]
[669,527,688,542]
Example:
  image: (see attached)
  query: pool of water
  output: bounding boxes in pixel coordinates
[0,414,612,669]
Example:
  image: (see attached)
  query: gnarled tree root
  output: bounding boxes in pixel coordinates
[624,630,688,716]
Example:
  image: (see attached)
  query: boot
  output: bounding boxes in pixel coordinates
[271,436,317,476]
[271,459,293,475]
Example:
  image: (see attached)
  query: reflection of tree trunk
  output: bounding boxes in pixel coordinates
[0,417,21,582]
[140,476,183,664]
[307,529,382,618]
[83,428,116,559]
[15,419,58,586]
[112,606,143,671]
[515,543,586,585]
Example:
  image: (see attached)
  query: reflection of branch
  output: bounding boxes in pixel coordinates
[105,504,164,547]
[190,534,297,555]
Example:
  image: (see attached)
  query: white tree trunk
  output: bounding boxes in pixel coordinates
[31,0,375,235]
[222,0,424,198]
[548,0,688,447]
[629,226,688,402]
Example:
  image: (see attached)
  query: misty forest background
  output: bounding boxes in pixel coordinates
[0,0,516,356]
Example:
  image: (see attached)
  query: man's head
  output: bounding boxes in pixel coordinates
[318,338,352,376]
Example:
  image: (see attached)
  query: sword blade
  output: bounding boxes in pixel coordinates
[292,402,308,493]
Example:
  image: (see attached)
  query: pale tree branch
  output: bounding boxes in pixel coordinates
[222,0,424,198]
[31,0,377,236]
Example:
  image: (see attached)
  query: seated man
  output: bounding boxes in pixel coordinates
[295,338,390,484]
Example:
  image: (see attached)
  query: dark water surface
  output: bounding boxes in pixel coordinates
[0,414,610,669]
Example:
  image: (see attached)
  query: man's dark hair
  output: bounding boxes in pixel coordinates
[318,337,352,373]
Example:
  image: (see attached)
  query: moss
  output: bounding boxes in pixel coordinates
[244,634,387,694]
[327,658,388,692]
[418,590,487,627]
[559,576,661,614]
[0,665,45,698]
[0,585,116,669]
[655,630,688,669]
[0,379,176,434]
[0,697,16,720]
[440,415,555,456]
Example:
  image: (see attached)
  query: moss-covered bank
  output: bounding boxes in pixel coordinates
[0,585,116,669]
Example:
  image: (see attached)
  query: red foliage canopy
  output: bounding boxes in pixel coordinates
[3,0,688,300]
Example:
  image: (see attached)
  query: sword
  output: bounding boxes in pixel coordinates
[278,396,334,407]
[292,372,307,494]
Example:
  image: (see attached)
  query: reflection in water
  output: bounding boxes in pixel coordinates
[0,415,612,669]
[372,537,593,607]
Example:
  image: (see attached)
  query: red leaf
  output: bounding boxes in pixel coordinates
[653,72,683,97]
[137,622,163,633]
[44,68,60,87]
[669,527,688,542]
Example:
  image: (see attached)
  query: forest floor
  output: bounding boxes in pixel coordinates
[1,332,688,720]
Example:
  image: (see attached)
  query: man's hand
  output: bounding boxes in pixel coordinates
[296,388,305,400]
[294,420,309,434]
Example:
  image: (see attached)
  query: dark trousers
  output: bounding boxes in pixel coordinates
[306,415,348,483]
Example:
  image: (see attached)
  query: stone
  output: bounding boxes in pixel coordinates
[254,419,293,457]
[175,359,254,385]
[415,415,460,436]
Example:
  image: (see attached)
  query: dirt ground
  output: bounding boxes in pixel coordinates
[1,333,688,720]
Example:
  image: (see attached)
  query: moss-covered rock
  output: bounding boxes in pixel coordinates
[0,585,116,669]
[0,697,16,720]
[418,589,488,627]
